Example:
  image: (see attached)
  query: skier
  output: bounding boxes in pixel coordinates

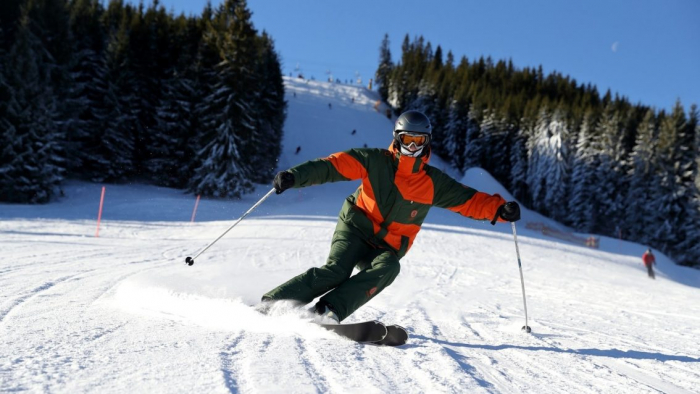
[642,248,656,279]
[262,110,521,323]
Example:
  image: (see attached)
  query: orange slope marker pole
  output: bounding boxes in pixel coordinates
[95,186,106,237]
[191,195,201,222]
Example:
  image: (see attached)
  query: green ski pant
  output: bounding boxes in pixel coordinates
[262,229,400,321]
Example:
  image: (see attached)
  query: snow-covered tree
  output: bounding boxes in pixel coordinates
[543,107,570,222]
[246,31,286,184]
[0,17,63,203]
[669,103,700,266]
[81,11,136,182]
[594,104,627,233]
[190,0,257,198]
[652,102,689,253]
[624,109,658,243]
[509,125,529,203]
[527,108,551,213]
[375,33,393,102]
[443,98,468,171]
[568,110,599,232]
[462,105,483,172]
[64,0,107,174]
[149,68,196,187]
[486,111,513,185]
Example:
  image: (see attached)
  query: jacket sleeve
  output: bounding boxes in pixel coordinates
[431,170,507,222]
[288,149,368,188]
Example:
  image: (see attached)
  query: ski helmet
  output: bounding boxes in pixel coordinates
[393,110,432,157]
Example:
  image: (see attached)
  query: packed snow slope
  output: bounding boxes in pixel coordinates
[2,77,700,393]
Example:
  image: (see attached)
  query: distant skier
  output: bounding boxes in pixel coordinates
[328,103,332,109]
[642,249,656,279]
[262,111,521,323]
[351,129,356,135]
[295,146,301,155]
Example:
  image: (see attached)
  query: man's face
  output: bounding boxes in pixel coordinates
[395,132,430,158]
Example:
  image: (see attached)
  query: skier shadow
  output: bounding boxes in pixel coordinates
[407,335,700,363]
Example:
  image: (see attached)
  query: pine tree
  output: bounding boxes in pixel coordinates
[84,5,136,182]
[670,103,700,266]
[248,31,286,184]
[65,0,108,174]
[0,0,23,52]
[509,125,529,203]
[375,33,393,102]
[624,109,658,243]
[567,110,599,232]
[407,79,438,128]
[146,14,198,188]
[443,98,468,171]
[594,103,627,234]
[150,66,196,187]
[0,16,63,203]
[462,105,482,172]
[490,112,514,185]
[543,106,570,222]
[24,0,74,164]
[190,0,257,198]
[652,102,688,253]
[126,2,168,178]
[527,107,552,214]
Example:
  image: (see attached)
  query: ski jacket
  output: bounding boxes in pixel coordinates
[642,251,655,266]
[288,144,506,259]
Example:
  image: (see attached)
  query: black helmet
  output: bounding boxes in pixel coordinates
[394,110,432,134]
[393,110,432,157]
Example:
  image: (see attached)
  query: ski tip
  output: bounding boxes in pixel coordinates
[522,325,532,333]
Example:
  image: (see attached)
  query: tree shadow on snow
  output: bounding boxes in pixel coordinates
[408,335,700,363]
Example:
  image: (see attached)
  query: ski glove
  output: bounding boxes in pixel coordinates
[491,201,521,225]
[273,171,295,194]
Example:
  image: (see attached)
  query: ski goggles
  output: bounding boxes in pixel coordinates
[397,132,430,147]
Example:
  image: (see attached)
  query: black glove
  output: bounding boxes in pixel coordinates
[273,171,295,194]
[491,201,521,225]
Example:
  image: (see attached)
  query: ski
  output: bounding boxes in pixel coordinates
[370,324,408,346]
[253,301,400,344]
[317,321,387,343]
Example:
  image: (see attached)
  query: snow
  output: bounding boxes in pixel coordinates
[2,76,700,393]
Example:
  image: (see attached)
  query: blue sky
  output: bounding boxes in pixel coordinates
[132,0,698,111]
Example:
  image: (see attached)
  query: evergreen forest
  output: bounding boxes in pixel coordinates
[0,0,286,202]
[376,34,700,268]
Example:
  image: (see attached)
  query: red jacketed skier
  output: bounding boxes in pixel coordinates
[642,248,656,279]
[262,111,521,322]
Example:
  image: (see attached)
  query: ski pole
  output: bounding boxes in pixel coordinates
[185,188,276,266]
[511,222,532,333]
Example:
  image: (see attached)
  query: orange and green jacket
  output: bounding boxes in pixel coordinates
[288,144,506,259]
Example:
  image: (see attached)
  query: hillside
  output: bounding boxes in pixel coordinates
[1,77,699,393]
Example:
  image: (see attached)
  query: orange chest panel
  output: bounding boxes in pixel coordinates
[393,171,434,205]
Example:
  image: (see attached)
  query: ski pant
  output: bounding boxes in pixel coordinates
[646,264,655,279]
[261,228,401,322]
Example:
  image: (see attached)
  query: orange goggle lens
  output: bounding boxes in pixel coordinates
[398,133,428,146]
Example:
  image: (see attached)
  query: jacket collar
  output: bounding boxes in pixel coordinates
[389,142,431,175]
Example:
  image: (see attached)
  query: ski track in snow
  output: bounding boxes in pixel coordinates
[2,77,700,393]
